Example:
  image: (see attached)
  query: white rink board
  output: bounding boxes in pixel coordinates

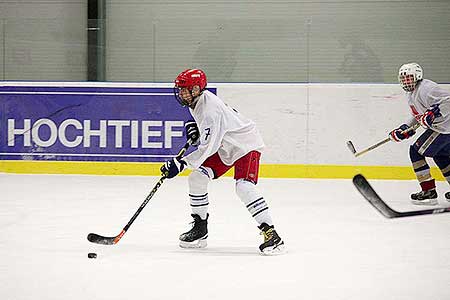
[218,83,450,166]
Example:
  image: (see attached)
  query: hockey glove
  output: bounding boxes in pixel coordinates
[160,157,187,179]
[389,124,416,142]
[419,104,441,128]
[185,120,200,146]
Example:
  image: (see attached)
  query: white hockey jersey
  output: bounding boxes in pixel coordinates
[183,90,265,170]
[405,79,450,133]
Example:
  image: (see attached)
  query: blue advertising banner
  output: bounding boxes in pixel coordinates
[0,85,216,162]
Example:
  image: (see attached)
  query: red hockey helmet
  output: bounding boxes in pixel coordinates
[175,69,207,90]
[174,69,207,106]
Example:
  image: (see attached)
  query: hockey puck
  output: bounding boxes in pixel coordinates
[88,252,97,259]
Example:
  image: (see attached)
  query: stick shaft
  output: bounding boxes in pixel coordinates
[116,139,192,238]
[354,138,390,157]
[87,139,192,245]
[354,123,420,157]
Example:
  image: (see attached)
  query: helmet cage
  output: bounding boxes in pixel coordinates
[173,86,190,106]
[398,74,417,92]
[398,63,423,92]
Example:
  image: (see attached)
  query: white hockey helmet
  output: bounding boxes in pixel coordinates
[398,63,423,92]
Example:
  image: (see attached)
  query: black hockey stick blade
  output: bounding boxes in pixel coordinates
[346,140,357,154]
[352,174,450,218]
[353,174,399,218]
[87,231,123,245]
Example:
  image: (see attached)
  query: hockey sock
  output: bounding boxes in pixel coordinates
[235,179,273,226]
[434,156,450,176]
[410,145,433,184]
[419,179,435,191]
[433,156,450,183]
[188,168,212,220]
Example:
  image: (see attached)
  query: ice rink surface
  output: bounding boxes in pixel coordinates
[1,173,449,300]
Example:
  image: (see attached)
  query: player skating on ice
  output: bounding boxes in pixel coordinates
[389,62,450,205]
[160,69,285,255]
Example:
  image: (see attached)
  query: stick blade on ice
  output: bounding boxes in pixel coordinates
[87,233,116,245]
[352,174,450,218]
[352,174,399,218]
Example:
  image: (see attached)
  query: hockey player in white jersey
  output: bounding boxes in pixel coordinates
[160,69,285,255]
[389,62,450,205]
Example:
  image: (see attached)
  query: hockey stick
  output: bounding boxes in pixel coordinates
[87,139,192,245]
[346,138,390,158]
[346,123,420,158]
[353,174,450,218]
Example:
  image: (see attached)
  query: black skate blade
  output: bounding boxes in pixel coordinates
[87,233,116,245]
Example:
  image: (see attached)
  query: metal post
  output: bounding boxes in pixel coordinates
[2,19,6,80]
[305,18,312,166]
[152,21,156,81]
[87,0,105,81]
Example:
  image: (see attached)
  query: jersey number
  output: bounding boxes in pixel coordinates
[204,128,211,141]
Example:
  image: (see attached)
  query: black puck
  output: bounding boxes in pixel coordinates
[88,252,97,259]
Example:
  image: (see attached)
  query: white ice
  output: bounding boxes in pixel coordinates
[0,173,449,300]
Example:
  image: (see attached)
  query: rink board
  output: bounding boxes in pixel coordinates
[1,82,449,179]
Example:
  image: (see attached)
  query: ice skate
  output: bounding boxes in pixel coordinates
[410,189,438,205]
[258,223,285,255]
[179,214,208,248]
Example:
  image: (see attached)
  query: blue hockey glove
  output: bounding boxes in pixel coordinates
[389,124,416,142]
[185,120,200,146]
[419,104,441,128]
[160,157,187,179]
